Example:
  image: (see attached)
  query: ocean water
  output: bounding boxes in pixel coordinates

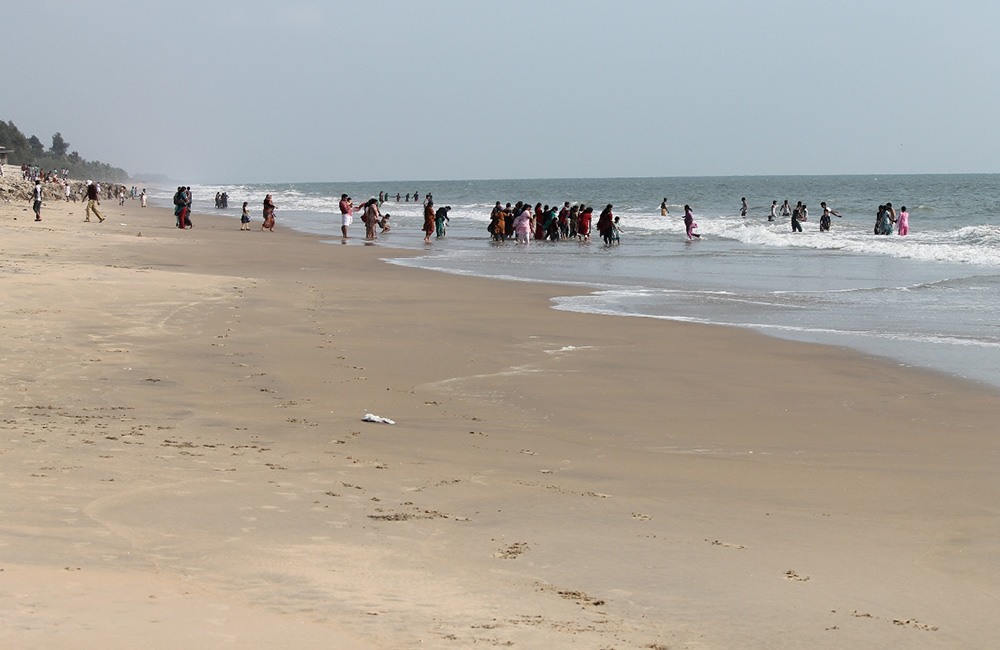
[151,175,1000,389]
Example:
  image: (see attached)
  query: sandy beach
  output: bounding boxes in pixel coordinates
[1,191,998,649]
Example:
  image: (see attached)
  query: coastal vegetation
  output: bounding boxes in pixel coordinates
[0,118,128,182]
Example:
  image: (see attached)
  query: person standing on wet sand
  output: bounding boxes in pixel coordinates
[339,194,353,238]
[362,198,381,240]
[262,194,276,231]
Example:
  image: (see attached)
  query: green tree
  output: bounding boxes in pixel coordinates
[50,132,69,157]
[27,135,44,157]
[0,120,29,160]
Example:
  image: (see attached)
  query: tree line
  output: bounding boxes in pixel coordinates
[0,118,129,182]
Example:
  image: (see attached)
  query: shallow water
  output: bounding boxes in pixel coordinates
[155,174,1000,388]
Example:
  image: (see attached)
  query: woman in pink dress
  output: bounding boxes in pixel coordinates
[513,205,532,244]
[897,206,910,235]
[684,205,700,240]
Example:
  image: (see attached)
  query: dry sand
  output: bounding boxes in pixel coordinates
[1,193,998,649]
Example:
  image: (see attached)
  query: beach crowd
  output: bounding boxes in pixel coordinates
[485,201,622,245]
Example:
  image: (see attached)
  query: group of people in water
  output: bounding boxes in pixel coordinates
[208,190,912,243]
[761,199,910,235]
[487,201,623,245]
[874,202,910,235]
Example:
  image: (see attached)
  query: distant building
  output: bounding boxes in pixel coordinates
[0,146,13,166]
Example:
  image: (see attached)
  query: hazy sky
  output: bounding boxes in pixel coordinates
[6,1,999,183]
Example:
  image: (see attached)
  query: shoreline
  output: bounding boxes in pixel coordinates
[151,174,1000,392]
[2,195,998,648]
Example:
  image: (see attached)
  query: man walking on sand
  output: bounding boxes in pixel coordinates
[84,180,104,222]
[32,180,43,221]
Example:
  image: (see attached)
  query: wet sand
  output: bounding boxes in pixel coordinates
[1,194,998,649]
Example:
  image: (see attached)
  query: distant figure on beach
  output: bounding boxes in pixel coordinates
[740,197,748,217]
[577,206,593,242]
[363,198,381,240]
[405,193,410,202]
[612,216,623,243]
[897,205,909,235]
[780,200,791,220]
[488,202,503,240]
[435,205,451,238]
[174,186,192,228]
[173,187,184,227]
[31,180,42,221]
[262,194,276,231]
[791,201,804,232]
[540,205,557,241]
[597,204,615,245]
[84,180,105,223]
[396,193,401,202]
[241,201,250,230]
[140,189,147,208]
[769,200,778,221]
[423,200,435,243]
[558,202,571,238]
[684,205,700,239]
[339,194,353,238]
[513,204,532,244]
[875,202,896,235]
[820,206,831,231]
[660,198,669,216]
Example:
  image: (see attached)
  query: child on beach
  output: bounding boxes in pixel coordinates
[241,202,250,230]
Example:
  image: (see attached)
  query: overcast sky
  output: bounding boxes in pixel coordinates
[5,0,999,183]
